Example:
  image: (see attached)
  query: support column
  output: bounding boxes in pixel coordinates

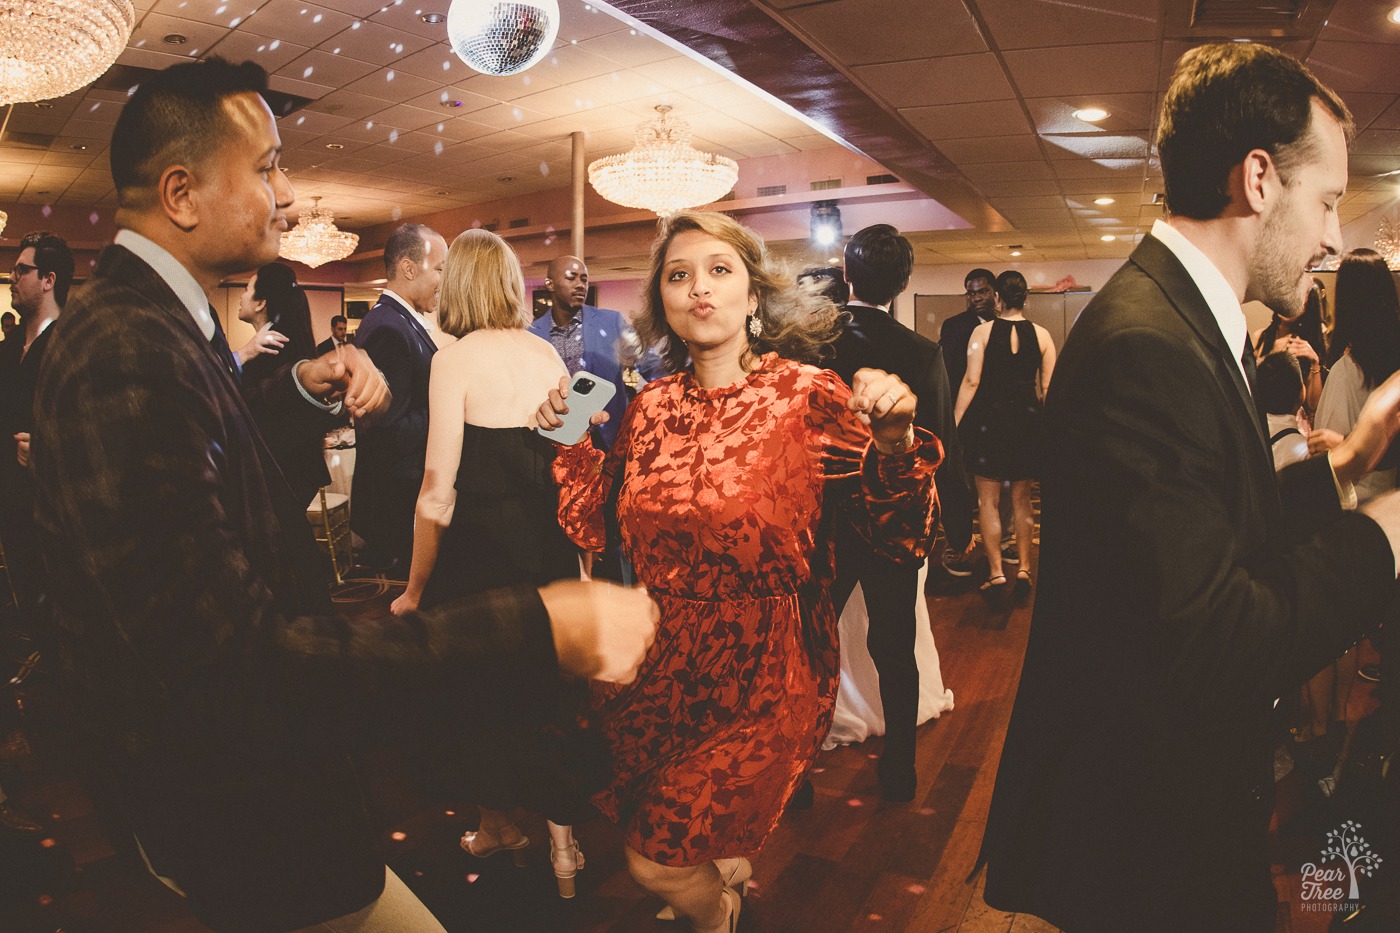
[571,131,586,259]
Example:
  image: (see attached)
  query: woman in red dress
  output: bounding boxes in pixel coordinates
[538,211,940,932]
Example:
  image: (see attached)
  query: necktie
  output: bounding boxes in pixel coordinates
[209,313,241,384]
[1241,334,1257,395]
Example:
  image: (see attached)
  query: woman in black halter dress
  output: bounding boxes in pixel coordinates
[953,270,1057,600]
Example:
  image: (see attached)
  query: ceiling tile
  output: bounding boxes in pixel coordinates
[318,20,436,65]
[961,160,1056,183]
[975,0,1158,51]
[785,0,986,65]
[1041,135,1152,161]
[344,68,441,103]
[854,53,1015,107]
[129,12,232,58]
[1307,42,1400,95]
[577,28,675,68]
[241,2,358,48]
[279,49,379,87]
[1004,42,1158,97]
[207,31,309,73]
[901,99,1030,141]
[936,135,1043,164]
[1351,130,1400,157]
[1025,92,1156,136]
[305,89,393,121]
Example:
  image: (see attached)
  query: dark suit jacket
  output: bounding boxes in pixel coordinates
[315,335,347,357]
[351,293,437,549]
[528,304,639,450]
[0,324,54,600]
[31,245,560,932]
[242,334,335,509]
[830,302,973,551]
[938,306,988,395]
[979,235,1395,932]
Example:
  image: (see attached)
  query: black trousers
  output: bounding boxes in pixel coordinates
[829,520,921,770]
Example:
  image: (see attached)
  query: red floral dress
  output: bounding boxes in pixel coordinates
[553,354,940,866]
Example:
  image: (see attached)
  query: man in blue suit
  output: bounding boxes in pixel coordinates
[529,254,652,451]
[351,223,446,575]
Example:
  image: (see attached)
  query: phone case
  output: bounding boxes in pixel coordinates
[536,370,617,445]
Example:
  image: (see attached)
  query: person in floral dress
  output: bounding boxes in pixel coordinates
[538,211,940,933]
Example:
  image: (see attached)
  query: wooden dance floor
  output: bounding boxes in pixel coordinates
[0,557,1384,932]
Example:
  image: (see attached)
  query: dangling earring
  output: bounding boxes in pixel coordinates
[748,314,763,338]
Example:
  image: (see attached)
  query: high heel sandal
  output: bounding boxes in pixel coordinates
[549,839,585,898]
[460,827,530,868]
[979,574,1007,599]
[1013,568,1032,599]
[655,857,751,921]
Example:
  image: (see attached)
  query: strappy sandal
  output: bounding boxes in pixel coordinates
[979,574,1007,596]
[1013,569,1033,598]
[656,857,752,921]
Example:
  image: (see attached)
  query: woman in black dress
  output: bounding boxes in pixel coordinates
[388,229,588,897]
[953,271,1057,600]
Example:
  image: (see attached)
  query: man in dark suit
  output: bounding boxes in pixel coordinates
[938,267,996,395]
[979,43,1400,932]
[315,312,348,356]
[351,224,447,574]
[0,231,71,626]
[30,58,655,933]
[827,224,972,801]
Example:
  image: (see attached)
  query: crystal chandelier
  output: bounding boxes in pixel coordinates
[1377,215,1400,271]
[279,198,359,269]
[0,209,7,237]
[588,106,739,219]
[0,0,135,105]
[447,0,560,77]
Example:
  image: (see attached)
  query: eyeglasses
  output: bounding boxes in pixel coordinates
[11,262,37,279]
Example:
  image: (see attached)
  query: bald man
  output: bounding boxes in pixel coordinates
[529,255,653,450]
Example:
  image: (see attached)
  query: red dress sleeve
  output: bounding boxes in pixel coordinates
[808,368,943,564]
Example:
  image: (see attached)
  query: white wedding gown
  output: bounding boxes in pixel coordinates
[824,560,955,750]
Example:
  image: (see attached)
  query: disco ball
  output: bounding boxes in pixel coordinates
[447,0,561,77]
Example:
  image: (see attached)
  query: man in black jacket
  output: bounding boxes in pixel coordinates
[31,57,655,933]
[827,223,971,800]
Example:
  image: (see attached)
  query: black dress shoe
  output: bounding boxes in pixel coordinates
[0,800,43,833]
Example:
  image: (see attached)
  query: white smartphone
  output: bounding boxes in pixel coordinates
[536,370,616,445]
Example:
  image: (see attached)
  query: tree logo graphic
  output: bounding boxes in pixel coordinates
[1300,821,1384,909]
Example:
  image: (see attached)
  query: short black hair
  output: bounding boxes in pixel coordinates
[797,265,849,306]
[19,230,75,307]
[964,268,995,289]
[383,223,433,278]
[1157,42,1352,221]
[844,224,913,306]
[995,270,1028,311]
[1,313,15,326]
[330,314,347,327]
[1257,351,1304,416]
[110,57,270,204]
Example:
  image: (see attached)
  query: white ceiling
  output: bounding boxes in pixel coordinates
[0,0,1398,264]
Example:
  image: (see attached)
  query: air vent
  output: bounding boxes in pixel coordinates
[1,131,56,151]
[508,217,529,229]
[810,178,841,191]
[756,184,787,198]
[1164,0,1337,38]
[867,173,898,185]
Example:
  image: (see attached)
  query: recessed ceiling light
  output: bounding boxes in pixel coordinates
[828,257,840,264]
[71,144,87,150]
[1100,234,1117,242]
[163,33,187,45]
[34,102,53,110]
[497,175,514,183]
[325,142,344,149]
[1389,5,1400,24]
[441,99,463,108]
[435,190,448,195]
[1093,197,1115,205]
[420,11,445,23]
[1010,250,1022,257]
[1072,107,1109,122]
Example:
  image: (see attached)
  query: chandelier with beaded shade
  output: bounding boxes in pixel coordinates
[0,0,135,105]
[279,198,359,269]
[588,106,739,219]
[1377,215,1400,271]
